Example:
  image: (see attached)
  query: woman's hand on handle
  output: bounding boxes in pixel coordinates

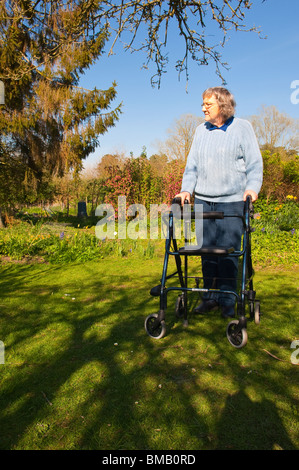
[243,190,258,203]
[174,191,191,206]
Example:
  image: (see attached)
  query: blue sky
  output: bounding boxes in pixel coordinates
[79,0,299,169]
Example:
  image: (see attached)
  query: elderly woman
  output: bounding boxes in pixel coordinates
[175,87,263,318]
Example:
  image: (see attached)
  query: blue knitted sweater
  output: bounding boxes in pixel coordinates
[181,117,263,202]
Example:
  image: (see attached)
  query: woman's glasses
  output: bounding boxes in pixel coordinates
[201,102,217,109]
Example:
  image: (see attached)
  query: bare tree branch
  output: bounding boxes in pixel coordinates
[0,1,262,86]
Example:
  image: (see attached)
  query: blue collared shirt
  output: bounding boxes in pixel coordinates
[207,116,234,131]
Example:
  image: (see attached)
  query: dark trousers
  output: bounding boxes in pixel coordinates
[195,198,244,307]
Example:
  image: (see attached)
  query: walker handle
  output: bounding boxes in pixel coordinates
[172,196,188,206]
[171,197,224,219]
[246,195,254,217]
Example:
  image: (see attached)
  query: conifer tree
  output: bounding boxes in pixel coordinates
[0,0,121,200]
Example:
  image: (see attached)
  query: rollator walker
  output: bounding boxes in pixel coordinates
[144,196,261,348]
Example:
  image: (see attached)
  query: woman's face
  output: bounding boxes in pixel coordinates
[202,94,223,126]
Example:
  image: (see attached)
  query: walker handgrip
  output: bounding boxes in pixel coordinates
[202,211,224,219]
[172,196,190,206]
[246,195,254,217]
[172,197,183,205]
[189,211,224,219]
[170,209,224,219]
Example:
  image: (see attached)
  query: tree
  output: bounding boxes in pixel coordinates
[105,0,261,86]
[250,106,299,153]
[149,153,168,177]
[0,1,260,85]
[0,0,121,200]
[0,141,27,224]
[157,113,203,162]
[96,153,125,179]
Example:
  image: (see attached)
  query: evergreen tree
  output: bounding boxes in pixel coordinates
[0,0,121,202]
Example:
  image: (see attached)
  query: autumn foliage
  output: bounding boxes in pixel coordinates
[99,154,185,212]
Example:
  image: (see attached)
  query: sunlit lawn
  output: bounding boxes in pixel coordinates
[0,255,298,450]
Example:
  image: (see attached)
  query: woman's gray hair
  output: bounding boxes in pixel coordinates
[203,87,236,121]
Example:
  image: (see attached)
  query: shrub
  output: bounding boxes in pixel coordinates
[251,196,299,266]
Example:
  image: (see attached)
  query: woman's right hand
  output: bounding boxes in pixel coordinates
[173,191,191,205]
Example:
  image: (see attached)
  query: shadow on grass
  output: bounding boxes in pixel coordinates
[0,262,297,450]
[217,390,296,450]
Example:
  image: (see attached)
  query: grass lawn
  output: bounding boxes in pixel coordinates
[0,256,298,450]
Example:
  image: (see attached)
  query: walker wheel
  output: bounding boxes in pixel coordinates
[175,295,185,318]
[226,320,248,348]
[145,313,166,339]
[254,301,261,325]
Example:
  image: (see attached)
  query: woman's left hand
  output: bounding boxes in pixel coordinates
[243,190,258,202]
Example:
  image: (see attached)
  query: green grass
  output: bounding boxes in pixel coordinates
[0,257,298,450]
